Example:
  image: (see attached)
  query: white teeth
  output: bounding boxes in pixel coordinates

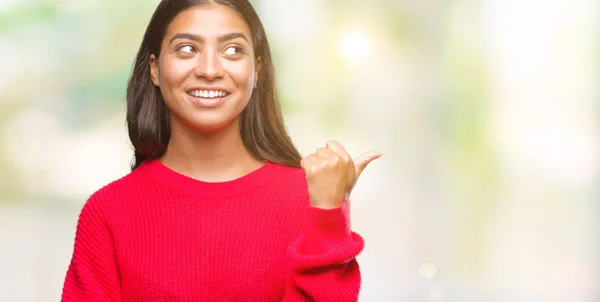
[189,90,228,98]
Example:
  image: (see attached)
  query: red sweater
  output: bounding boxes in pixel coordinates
[62,159,364,301]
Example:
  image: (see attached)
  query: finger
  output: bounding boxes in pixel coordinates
[309,153,328,167]
[301,154,320,177]
[316,147,335,159]
[301,153,318,168]
[300,156,310,170]
[353,151,382,177]
[316,148,341,166]
[325,140,350,161]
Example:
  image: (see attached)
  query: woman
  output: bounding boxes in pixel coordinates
[61,0,380,301]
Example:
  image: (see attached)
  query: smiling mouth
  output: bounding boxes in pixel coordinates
[187,89,230,98]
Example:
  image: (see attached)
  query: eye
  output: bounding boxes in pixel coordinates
[223,45,243,56]
[177,44,197,54]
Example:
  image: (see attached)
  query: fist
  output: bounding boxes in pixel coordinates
[300,140,381,209]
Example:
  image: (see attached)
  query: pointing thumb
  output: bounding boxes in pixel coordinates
[353,151,382,177]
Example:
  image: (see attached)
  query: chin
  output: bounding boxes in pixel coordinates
[169,98,245,133]
[183,114,239,133]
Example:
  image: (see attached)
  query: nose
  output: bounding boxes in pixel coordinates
[193,50,223,80]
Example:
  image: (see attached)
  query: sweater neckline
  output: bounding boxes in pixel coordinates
[140,159,279,198]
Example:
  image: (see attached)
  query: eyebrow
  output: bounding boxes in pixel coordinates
[169,32,250,44]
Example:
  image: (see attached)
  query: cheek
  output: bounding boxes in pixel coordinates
[226,61,255,92]
[160,58,192,92]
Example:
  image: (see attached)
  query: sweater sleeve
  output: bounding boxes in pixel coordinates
[283,200,364,302]
[61,195,122,302]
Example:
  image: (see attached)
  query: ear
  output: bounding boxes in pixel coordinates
[253,57,262,89]
[149,54,160,87]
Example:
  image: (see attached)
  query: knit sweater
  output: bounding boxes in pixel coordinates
[61,159,364,301]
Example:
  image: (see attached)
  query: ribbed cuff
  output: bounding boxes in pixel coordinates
[307,200,352,242]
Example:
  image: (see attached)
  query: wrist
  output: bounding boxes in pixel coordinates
[307,200,353,242]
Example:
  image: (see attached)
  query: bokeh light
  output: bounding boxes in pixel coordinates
[337,28,372,64]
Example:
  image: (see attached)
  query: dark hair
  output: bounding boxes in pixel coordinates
[126,0,301,170]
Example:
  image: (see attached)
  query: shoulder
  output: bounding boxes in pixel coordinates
[265,162,309,199]
[269,162,307,184]
[80,166,147,215]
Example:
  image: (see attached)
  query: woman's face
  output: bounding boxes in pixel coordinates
[150,4,260,132]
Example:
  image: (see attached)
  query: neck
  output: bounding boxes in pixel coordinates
[160,117,264,182]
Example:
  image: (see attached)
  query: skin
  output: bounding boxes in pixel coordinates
[149,4,380,208]
[301,141,381,209]
[150,4,263,182]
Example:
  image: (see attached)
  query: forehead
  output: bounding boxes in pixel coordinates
[165,5,252,40]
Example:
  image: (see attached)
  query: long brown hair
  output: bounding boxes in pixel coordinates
[126,0,301,170]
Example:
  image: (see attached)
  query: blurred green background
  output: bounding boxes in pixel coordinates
[1,0,599,301]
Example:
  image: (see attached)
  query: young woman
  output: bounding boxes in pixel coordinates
[61,0,380,301]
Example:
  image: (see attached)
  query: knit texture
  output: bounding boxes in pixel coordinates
[61,159,364,301]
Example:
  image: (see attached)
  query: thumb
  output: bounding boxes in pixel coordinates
[353,151,382,177]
